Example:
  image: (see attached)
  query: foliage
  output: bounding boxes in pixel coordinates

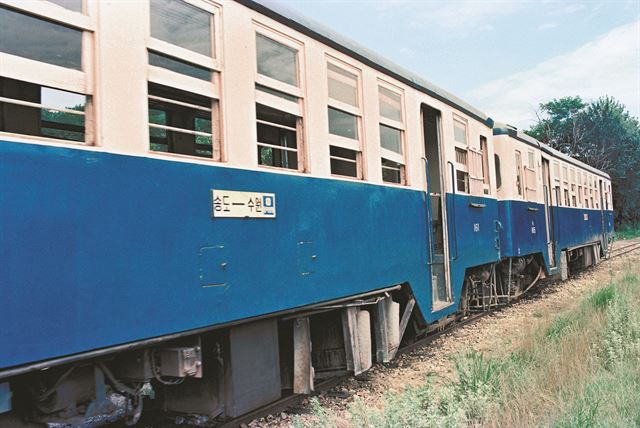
[526,96,640,226]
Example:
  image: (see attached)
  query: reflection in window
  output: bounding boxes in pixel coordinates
[378,86,402,121]
[0,6,82,70]
[382,158,403,184]
[380,124,402,154]
[0,77,86,142]
[148,83,213,158]
[328,63,357,107]
[150,0,212,57]
[256,104,298,170]
[47,0,83,13]
[148,51,212,81]
[330,146,358,178]
[328,107,357,140]
[256,34,297,86]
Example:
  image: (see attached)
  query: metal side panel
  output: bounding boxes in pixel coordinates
[226,319,281,418]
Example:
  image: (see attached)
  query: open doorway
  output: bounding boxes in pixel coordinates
[422,104,451,308]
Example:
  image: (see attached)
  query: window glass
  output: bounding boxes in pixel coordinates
[0,6,82,70]
[381,158,403,184]
[453,120,467,145]
[328,108,358,140]
[330,146,358,178]
[380,124,402,154]
[46,0,83,13]
[0,77,86,142]
[456,170,469,193]
[256,84,299,103]
[256,34,297,86]
[150,0,212,57]
[148,51,212,81]
[148,83,213,158]
[494,154,502,189]
[328,63,357,107]
[256,103,298,170]
[528,151,535,169]
[378,86,402,122]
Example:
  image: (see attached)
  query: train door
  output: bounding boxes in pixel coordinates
[598,179,606,251]
[542,158,556,267]
[421,105,452,310]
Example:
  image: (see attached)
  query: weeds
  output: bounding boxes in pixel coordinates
[298,268,640,428]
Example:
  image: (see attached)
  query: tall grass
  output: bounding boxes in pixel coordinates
[297,270,640,428]
[614,223,640,240]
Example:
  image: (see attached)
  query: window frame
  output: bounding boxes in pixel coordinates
[0,0,95,144]
[325,56,364,179]
[514,150,524,198]
[377,80,406,167]
[252,24,306,173]
[254,24,305,99]
[146,0,221,100]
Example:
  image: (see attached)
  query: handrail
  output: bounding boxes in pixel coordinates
[422,157,434,266]
[447,161,459,261]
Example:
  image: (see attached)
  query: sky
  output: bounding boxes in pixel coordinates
[275,0,640,129]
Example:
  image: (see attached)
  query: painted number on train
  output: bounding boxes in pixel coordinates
[211,190,276,218]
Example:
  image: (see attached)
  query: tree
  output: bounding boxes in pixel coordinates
[526,96,640,226]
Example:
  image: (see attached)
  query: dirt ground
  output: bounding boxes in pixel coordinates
[246,239,640,428]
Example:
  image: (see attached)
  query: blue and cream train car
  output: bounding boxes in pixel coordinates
[0,0,612,426]
[493,124,614,289]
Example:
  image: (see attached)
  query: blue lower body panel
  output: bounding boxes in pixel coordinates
[498,199,614,271]
[1,141,441,370]
[446,194,501,304]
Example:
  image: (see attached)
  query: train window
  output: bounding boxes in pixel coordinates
[515,150,523,197]
[453,119,467,145]
[150,0,213,57]
[47,0,82,13]
[148,51,212,81]
[328,107,358,140]
[456,170,469,193]
[256,33,298,87]
[382,158,404,184]
[326,60,362,178]
[480,136,490,193]
[377,83,405,184]
[494,154,502,190]
[562,165,568,182]
[527,150,535,169]
[578,186,583,207]
[379,87,402,122]
[564,189,570,206]
[0,77,87,142]
[0,6,82,70]
[380,124,402,154]
[256,84,299,103]
[148,83,216,159]
[256,103,299,170]
[330,146,358,178]
[47,0,83,13]
[328,63,358,107]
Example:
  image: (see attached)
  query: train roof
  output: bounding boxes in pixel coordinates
[240,0,493,127]
[493,124,610,180]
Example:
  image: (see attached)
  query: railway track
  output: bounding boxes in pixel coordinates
[130,239,640,428]
[608,239,640,258]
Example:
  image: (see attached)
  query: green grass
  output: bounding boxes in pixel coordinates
[614,223,640,240]
[297,268,640,428]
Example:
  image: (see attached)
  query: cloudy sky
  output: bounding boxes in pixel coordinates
[276,0,639,129]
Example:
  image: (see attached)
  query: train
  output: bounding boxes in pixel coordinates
[0,0,614,426]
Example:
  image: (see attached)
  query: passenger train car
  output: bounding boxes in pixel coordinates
[0,0,613,425]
